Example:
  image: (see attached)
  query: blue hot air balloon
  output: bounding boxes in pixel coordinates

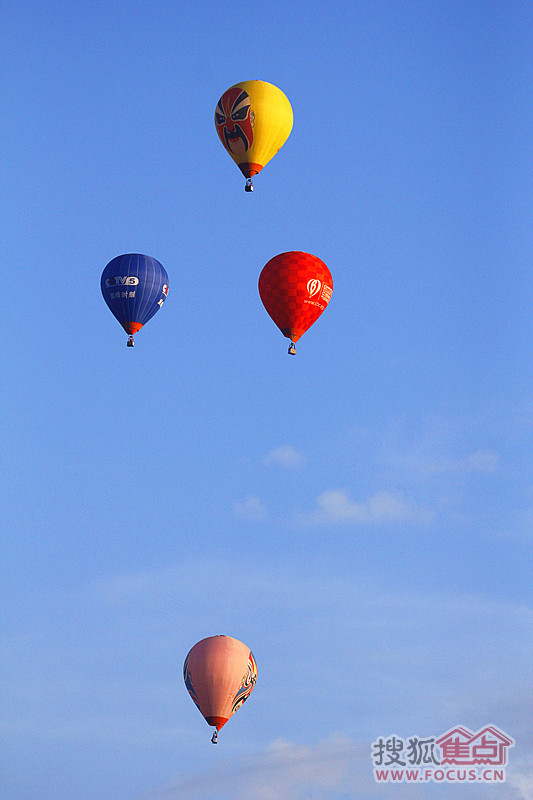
[101,254,169,346]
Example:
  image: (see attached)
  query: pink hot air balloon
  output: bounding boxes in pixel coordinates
[183,635,257,743]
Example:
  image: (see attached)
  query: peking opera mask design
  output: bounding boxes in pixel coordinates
[215,87,255,156]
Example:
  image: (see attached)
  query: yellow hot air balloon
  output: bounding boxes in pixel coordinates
[215,80,293,191]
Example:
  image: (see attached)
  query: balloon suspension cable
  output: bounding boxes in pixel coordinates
[127,335,135,347]
[211,729,218,744]
[288,342,296,355]
[245,177,254,192]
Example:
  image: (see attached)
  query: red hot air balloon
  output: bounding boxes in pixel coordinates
[258,251,333,354]
[183,635,257,744]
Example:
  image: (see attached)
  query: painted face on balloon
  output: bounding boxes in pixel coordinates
[183,654,201,710]
[215,87,254,156]
[231,651,257,713]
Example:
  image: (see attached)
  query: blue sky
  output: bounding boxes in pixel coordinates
[2,1,532,798]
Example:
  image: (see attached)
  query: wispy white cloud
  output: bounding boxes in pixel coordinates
[383,446,499,480]
[346,409,506,486]
[136,733,531,800]
[297,488,432,527]
[137,736,366,799]
[462,448,499,473]
[508,761,533,800]
[264,445,305,468]
[234,495,267,521]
